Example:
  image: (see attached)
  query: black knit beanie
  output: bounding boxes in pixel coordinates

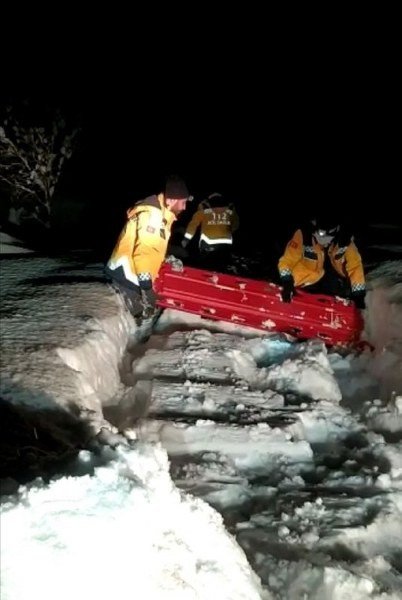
[164,175,189,199]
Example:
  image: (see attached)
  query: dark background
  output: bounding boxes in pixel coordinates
[1,18,400,268]
[43,84,401,260]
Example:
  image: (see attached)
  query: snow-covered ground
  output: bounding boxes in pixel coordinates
[1,246,402,599]
[0,229,34,254]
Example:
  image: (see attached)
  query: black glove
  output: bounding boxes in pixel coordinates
[281,277,295,303]
[351,290,366,310]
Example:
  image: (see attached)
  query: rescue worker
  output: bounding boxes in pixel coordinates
[181,192,239,271]
[105,175,192,319]
[278,218,366,309]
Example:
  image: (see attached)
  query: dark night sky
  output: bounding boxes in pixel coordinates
[50,44,396,222]
[66,85,398,230]
[2,26,400,248]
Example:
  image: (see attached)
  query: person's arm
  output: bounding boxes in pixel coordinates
[131,210,163,278]
[130,209,165,314]
[278,230,303,276]
[182,210,203,246]
[230,206,239,233]
[278,230,303,302]
[345,241,366,307]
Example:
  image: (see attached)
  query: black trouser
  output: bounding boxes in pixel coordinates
[304,269,351,298]
[112,280,144,317]
[104,266,143,318]
[197,244,232,273]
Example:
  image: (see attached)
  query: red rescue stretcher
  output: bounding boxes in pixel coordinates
[154,263,364,346]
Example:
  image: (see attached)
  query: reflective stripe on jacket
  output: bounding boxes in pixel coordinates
[107,194,176,287]
[184,200,239,247]
[278,229,365,292]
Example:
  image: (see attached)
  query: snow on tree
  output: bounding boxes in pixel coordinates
[0,103,80,229]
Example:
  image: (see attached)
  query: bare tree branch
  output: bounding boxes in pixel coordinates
[0,106,80,229]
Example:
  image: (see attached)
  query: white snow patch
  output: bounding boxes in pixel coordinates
[228,341,341,402]
[1,444,266,600]
[0,258,134,432]
[0,230,34,254]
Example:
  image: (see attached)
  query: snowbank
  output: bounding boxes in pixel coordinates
[1,444,266,600]
[0,229,34,254]
[0,257,133,436]
[1,257,268,600]
[365,261,402,398]
[2,257,400,447]
[2,255,402,598]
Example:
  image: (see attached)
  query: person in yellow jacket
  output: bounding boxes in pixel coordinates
[181,193,239,270]
[278,219,366,308]
[105,175,192,319]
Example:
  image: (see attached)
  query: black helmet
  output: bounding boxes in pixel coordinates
[312,218,339,236]
[311,218,339,246]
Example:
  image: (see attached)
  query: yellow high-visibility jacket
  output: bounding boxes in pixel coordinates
[106,194,176,288]
[278,229,365,292]
[184,196,239,248]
